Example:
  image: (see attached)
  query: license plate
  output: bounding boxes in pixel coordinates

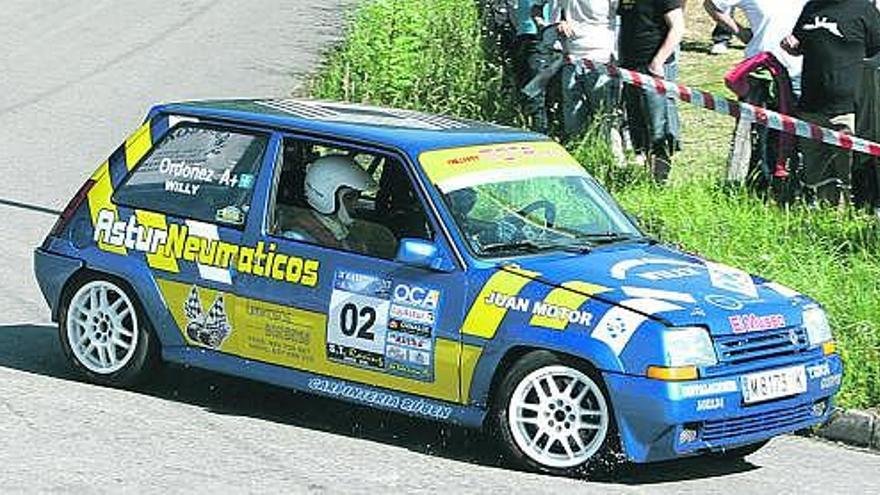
[741,365,807,404]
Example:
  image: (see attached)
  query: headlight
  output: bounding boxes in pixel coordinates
[804,306,832,346]
[662,327,718,367]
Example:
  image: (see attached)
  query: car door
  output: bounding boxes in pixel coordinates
[230,133,469,404]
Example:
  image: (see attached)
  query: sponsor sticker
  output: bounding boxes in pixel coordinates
[807,362,831,379]
[307,377,453,420]
[215,205,245,225]
[389,304,435,326]
[482,291,594,327]
[696,397,725,412]
[387,318,432,337]
[94,209,319,287]
[609,257,698,280]
[704,294,745,311]
[706,262,758,298]
[386,331,432,351]
[729,313,787,334]
[393,283,440,310]
[384,282,441,380]
[820,374,842,390]
[638,266,701,281]
[679,380,739,398]
[183,286,232,349]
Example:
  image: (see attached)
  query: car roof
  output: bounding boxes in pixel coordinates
[150,99,548,156]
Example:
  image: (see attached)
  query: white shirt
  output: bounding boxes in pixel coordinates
[711,0,808,78]
[551,0,619,63]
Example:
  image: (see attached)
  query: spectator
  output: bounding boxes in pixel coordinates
[710,10,735,55]
[704,0,807,92]
[552,0,620,148]
[782,0,880,206]
[618,0,685,182]
[513,0,552,133]
[706,0,808,191]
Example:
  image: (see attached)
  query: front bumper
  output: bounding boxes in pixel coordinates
[604,353,843,463]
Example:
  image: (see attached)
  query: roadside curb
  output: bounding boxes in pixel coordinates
[815,408,880,451]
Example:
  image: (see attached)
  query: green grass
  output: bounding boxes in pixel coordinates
[308,0,880,408]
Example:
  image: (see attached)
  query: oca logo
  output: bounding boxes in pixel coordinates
[393,284,440,310]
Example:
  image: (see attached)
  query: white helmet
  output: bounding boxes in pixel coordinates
[304,155,376,214]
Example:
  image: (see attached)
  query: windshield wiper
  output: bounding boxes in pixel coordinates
[479,239,592,256]
[579,232,658,246]
[479,241,550,255]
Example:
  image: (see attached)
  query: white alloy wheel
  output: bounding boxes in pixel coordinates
[65,280,139,374]
[507,365,610,469]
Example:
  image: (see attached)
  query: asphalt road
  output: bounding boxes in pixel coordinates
[0,1,878,493]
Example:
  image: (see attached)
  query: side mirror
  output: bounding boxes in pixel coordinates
[395,238,455,272]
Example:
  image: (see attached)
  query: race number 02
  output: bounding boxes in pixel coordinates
[327,289,389,361]
[340,302,377,340]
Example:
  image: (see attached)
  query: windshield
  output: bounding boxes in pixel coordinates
[419,142,641,258]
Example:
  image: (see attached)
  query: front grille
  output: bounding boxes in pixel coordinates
[702,403,815,442]
[715,326,809,366]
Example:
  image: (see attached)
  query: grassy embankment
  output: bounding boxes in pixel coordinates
[309,0,880,409]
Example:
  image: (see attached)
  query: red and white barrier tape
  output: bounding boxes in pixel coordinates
[582,59,880,158]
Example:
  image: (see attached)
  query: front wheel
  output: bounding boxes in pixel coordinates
[493,351,621,477]
[59,275,157,387]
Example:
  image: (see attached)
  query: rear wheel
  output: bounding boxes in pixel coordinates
[493,351,621,477]
[59,275,157,386]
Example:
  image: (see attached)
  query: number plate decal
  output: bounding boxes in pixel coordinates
[326,270,441,381]
[326,270,392,370]
[741,365,807,404]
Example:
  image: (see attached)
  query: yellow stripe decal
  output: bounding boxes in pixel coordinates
[125,122,152,170]
[87,161,126,255]
[460,344,483,404]
[134,210,180,273]
[157,280,463,403]
[461,267,539,339]
[529,281,611,330]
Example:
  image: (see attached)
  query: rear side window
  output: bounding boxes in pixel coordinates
[114,125,268,227]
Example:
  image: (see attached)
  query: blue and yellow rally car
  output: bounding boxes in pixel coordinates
[34,99,842,475]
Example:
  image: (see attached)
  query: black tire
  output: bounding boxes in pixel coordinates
[710,439,769,460]
[58,273,159,387]
[491,350,623,477]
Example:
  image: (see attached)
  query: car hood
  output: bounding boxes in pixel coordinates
[505,243,811,336]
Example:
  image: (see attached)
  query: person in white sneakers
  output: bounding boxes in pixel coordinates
[704,0,808,91]
[553,0,622,152]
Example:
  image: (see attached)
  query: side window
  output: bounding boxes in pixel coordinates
[114,124,268,227]
[270,138,433,260]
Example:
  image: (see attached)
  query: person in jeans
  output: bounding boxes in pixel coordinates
[552,0,620,151]
[782,0,880,205]
[618,0,685,182]
[513,0,552,133]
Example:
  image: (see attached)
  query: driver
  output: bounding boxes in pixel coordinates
[446,187,478,224]
[283,154,397,258]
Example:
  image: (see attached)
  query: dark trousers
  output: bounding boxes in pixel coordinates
[712,23,734,44]
[513,35,550,134]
